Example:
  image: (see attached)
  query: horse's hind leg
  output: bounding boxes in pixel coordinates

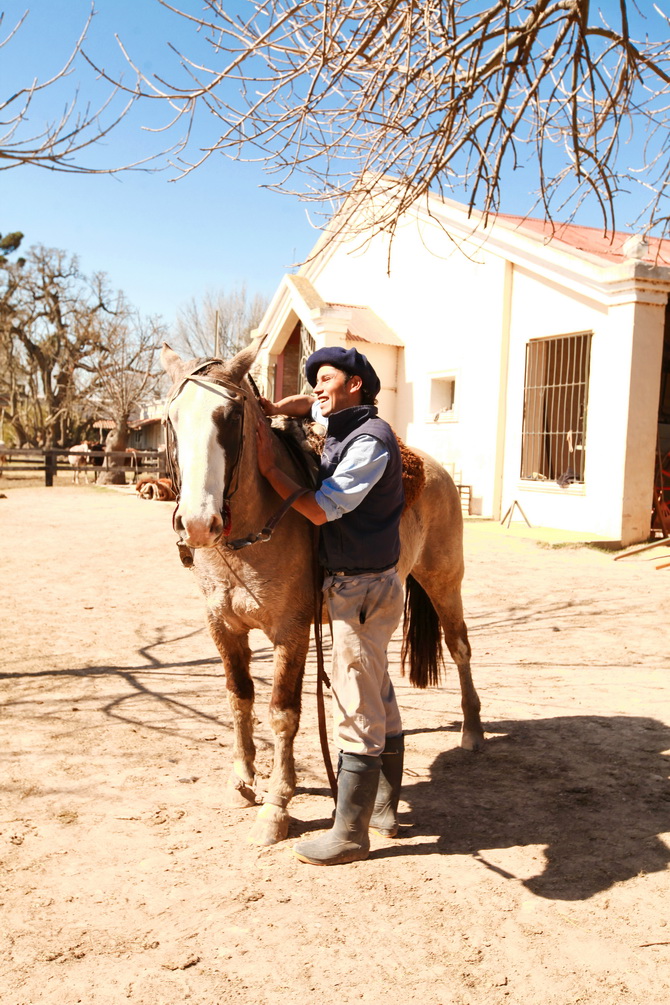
[207,618,257,807]
[431,586,484,751]
[249,632,309,847]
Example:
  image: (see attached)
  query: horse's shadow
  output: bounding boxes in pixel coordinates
[368,714,670,901]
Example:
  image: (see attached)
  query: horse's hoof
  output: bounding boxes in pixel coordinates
[247,803,289,846]
[460,728,485,752]
[225,772,257,808]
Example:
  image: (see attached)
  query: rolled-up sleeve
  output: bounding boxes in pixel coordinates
[315,435,389,521]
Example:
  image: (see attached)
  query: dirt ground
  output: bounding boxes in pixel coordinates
[1,480,669,1005]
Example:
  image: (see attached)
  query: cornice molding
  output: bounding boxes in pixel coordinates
[298,187,670,309]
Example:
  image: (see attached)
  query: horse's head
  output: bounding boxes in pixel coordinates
[162,338,264,549]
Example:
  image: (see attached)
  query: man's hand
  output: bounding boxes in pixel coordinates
[255,415,328,526]
[256,416,277,477]
[259,396,278,417]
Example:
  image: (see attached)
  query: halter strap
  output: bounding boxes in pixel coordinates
[164,359,250,505]
[163,358,248,421]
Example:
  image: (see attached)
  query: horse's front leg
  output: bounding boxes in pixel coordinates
[207,617,257,808]
[249,630,310,846]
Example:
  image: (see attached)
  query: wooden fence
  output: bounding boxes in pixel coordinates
[0,447,165,486]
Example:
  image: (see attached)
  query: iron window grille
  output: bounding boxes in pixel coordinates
[298,324,316,394]
[520,332,592,485]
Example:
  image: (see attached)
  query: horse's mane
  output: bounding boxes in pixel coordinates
[269,417,320,489]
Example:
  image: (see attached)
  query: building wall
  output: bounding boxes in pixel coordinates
[500,266,614,536]
[307,216,509,515]
[298,207,669,542]
[130,421,163,451]
[620,300,666,543]
[498,270,666,543]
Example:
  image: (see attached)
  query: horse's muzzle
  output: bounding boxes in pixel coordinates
[174,510,225,549]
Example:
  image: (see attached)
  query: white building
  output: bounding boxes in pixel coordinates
[252,193,670,547]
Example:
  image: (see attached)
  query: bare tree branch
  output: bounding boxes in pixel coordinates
[0,6,161,174]
[172,285,268,360]
[99,1,670,241]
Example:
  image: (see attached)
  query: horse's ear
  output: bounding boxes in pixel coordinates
[161,343,184,380]
[224,333,267,385]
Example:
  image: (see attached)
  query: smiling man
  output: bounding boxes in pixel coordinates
[256,346,405,866]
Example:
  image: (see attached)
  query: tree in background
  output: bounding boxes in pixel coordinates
[0,231,25,445]
[173,285,267,360]
[0,243,165,455]
[0,245,110,447]
[0,231,24,267]
[107,1,670,244]
[92,304,167,484]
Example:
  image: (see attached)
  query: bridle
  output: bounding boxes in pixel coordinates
[164,358,307,563]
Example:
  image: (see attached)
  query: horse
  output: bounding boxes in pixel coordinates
[161,338,483,846]
[89,442,105,481]
[68,442,90,484]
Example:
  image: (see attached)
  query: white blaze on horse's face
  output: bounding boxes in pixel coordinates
[170,379,243,548]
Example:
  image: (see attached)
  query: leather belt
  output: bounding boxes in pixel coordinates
[324,564,396,577]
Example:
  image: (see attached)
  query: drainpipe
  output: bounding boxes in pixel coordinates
[492,260,513,520]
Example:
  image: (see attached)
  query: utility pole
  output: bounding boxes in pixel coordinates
[214,310,220,357]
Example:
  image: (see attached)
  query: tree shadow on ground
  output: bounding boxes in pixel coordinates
[0,625,280,741]
[372,714,670,901]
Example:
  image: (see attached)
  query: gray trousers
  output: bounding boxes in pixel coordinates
[323,567,404,757]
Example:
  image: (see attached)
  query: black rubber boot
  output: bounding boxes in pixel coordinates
[369,734,404,838]
[293,753,380,866]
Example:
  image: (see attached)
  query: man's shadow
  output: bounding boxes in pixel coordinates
[379,714,670,901]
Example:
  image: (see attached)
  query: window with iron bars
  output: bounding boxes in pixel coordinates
[298,324,316,394]
[520,332,592,486]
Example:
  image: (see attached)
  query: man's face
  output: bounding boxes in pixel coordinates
[314,365,362,416]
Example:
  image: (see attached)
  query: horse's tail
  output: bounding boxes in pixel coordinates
[401,574,445,689]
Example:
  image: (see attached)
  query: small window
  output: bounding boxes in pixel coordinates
[520,332,591,485]
[429,376,456,421]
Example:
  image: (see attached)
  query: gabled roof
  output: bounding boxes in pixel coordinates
[254,273,403,353]
[327,303,403,346]
[129,417,162,429]
[288,181,670,312]
[495,214,670,267]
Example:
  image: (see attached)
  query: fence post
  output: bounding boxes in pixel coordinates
[44,450,57,487]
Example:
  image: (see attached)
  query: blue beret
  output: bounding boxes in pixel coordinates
[305,346,381,397]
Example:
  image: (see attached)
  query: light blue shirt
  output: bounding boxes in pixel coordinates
[311,401,389,522]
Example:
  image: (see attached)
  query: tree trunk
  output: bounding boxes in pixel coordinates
[97,417,130,485]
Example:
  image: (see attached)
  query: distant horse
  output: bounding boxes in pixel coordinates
[162,338,483,846]
[89,442,105,481]
[68,442,90,484]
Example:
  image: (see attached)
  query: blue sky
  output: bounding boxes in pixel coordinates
[2,1,320,324]
[2,1,665,327]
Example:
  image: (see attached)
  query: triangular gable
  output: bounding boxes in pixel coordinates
[254,274,402,354]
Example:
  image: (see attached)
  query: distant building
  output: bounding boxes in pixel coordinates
[252,192,670,546]
[129,400,164,452]
[90,403,164,452]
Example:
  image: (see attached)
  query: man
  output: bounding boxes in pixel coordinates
[255,346,405,866]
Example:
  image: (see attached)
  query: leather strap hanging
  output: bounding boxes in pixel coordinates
[313,530,337,803]
[223,486,309,551]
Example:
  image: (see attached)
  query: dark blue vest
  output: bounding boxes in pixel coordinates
[318,405,404,573]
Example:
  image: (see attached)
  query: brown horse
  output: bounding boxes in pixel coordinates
[161,338,483,846]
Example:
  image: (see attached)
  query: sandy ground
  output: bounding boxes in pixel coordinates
[1,481,670,1005]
